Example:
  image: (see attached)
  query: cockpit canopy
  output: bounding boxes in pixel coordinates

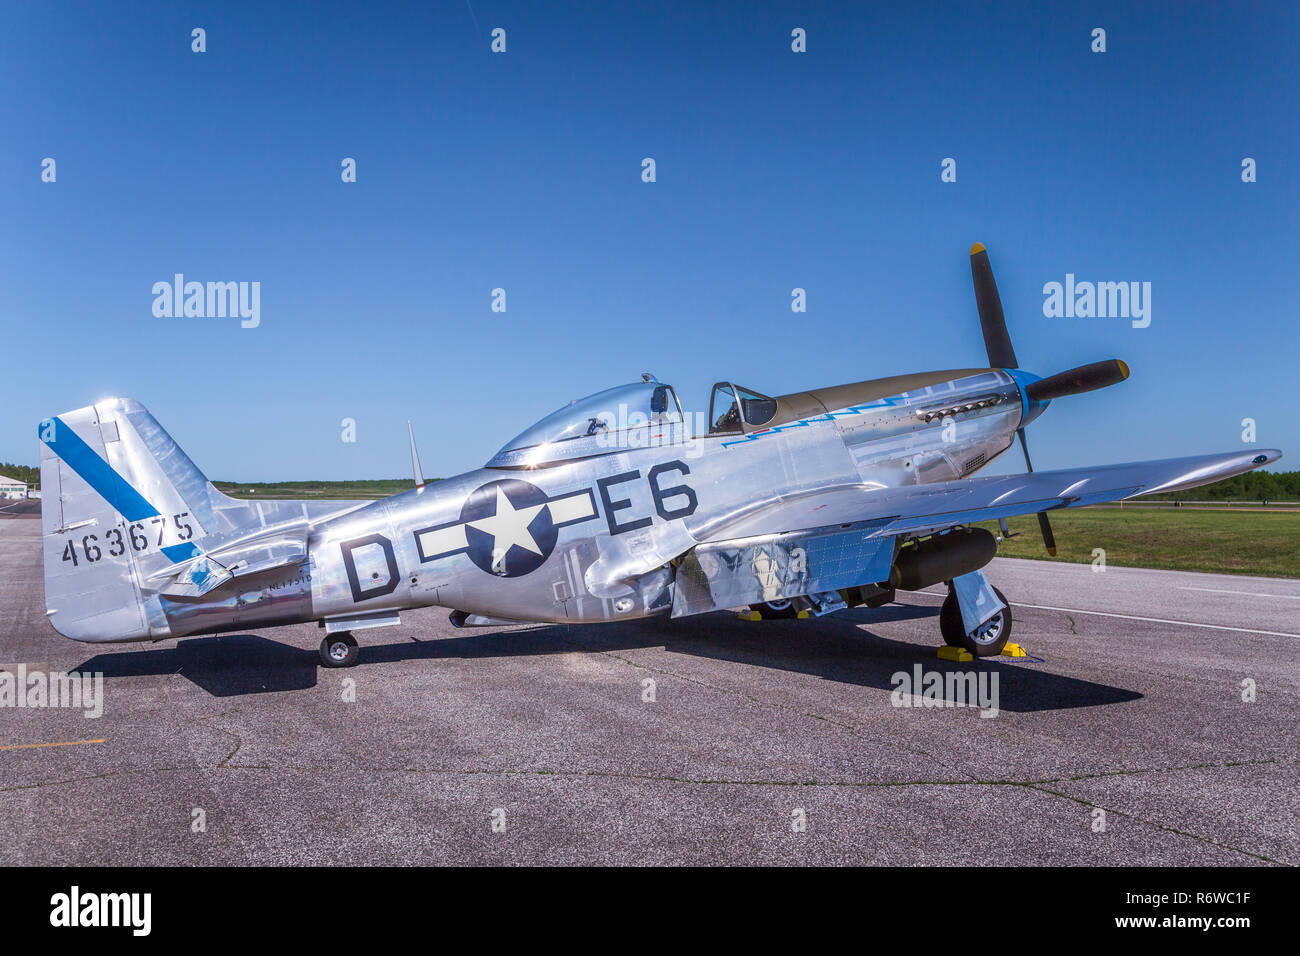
[487,381,685,468]
[707,382,777,434]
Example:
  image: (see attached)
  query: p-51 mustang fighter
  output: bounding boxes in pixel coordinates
[40,245,1280,666]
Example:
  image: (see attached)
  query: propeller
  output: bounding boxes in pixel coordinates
[970,242,1019,369]
[1024,359,1130,403]
[1015,428,1058,556]
[969,242,1129,556]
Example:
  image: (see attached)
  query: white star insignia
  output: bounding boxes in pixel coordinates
[467,487,547,557]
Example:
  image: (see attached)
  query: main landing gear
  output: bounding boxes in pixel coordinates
[741,572,1020,659]
[319,632,359,668]
[747,590,863,620]
[940,582,1012,657]
[748,598,800,619]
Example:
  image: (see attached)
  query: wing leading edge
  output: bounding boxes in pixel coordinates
[697,448,1283,543]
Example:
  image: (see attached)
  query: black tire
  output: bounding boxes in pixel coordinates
[939,596,966,647]
[319,632,359,668]
[939,586,1012,657]
[748,599,799,620]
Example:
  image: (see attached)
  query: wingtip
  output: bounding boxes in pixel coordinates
[970,241,986,256]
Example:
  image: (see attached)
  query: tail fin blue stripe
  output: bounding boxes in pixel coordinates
[162,542,202,562]
[43,416,202,566]
[42,416,159,523]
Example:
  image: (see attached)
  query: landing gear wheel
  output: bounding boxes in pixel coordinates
[319,632,359,668]
[940,586,1012,657]
[748,599,798,620]
[940,611,965,648]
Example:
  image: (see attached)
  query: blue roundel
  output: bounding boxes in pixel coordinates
[459,479,559,577]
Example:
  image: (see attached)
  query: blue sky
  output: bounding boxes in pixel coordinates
[2,1,1295,481]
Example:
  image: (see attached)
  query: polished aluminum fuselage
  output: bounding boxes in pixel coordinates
[158,369,1026,637]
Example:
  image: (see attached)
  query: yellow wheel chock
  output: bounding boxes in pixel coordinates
[936,642,1028,661]
[737,608,813,621]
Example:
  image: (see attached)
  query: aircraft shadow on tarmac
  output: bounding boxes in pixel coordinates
[75,635,320,697]
[73,601,1142,711]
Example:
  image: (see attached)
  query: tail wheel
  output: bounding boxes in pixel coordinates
[939,586,1012,657]
[319,632,359,668]
[747,599,798,620]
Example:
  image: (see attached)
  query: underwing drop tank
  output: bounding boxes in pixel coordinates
[892,527,999,591]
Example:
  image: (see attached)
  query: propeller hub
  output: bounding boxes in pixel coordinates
[1004,369,1051,429]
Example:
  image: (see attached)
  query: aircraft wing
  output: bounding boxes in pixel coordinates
[697,449,1282,542]
[667,449,1281,617]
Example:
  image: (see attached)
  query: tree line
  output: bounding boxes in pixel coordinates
[1144,469,1300,502]
[0,462,39,487]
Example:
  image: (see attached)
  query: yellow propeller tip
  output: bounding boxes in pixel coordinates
[1047,547,1058,557]
[1117,359,1130,380]
[970,242,986,255]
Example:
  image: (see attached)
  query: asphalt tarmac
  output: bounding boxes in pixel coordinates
[1,510,1296,865]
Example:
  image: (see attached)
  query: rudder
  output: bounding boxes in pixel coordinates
[39,398,214,642]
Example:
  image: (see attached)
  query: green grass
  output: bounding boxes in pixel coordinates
[978,508,1300,578]
[212,479,425,500]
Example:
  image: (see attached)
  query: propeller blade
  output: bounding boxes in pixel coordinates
[1016,427,1034,470]
[1025,359,1130,403]
[1016,428,1057,555]
[1036,511,1057,557]
[970,242,1019,369]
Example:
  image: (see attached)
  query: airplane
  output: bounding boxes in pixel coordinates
[38,244,1281,667]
